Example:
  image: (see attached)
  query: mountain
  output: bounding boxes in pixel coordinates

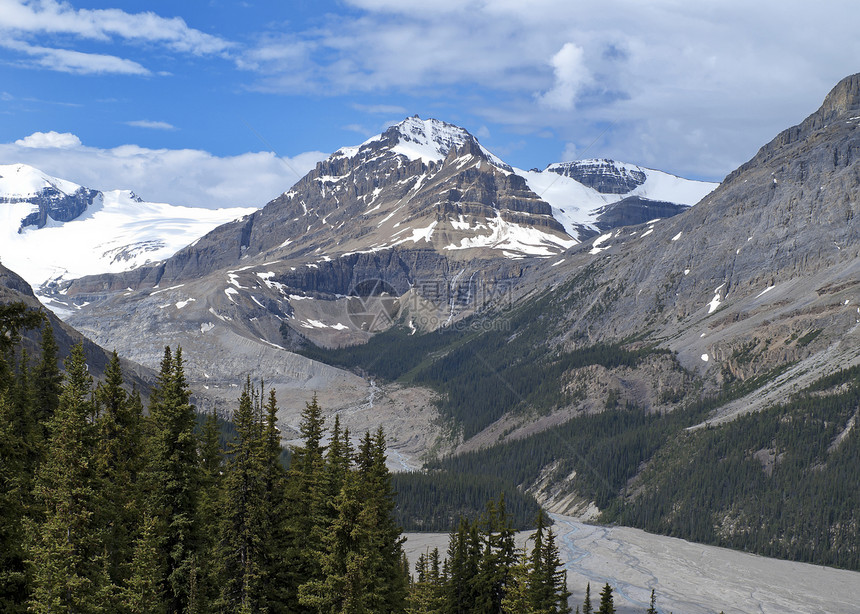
[0,261,153,392]
[37,116,712,463]
[516,158,715,237]
[0,163,256,308]
[19,76,860,569]
[55,118,713,346]
[293,75,860,569]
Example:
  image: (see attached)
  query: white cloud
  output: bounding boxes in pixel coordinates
[0,0,231,54]
[352,103,408,115]
[1,132,327,209]
[561,142,577,162]
[0,0,231,76]
[15,131,82,148]
[126,120,176,131]
[0,38,151,75]
[537,43,591,111]
[236,0,860,179]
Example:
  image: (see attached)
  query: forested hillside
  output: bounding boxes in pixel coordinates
[0,302,590,613]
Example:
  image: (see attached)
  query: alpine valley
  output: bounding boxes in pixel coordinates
[4,73,860,579]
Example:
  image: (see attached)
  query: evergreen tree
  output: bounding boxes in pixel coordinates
[284,394,328,612]
[582,583,592,614]
[444,517,481,614]
[539,528,571,614]
[407,547,446,614]
[300,428,408,614]
[500,548,533,614]
[28,343,110,613]
[0,309,55,613]
[218,378,267,612]
[258,389,290,614]
[195,408,223,610]
[0,392,30,614]
[123,513,166,614]
[646,588,657,614]
[143,346,200,614]
[596,583,614,614]
[474,496,516,614]
[95,351,144,589]
[31,319,62,437]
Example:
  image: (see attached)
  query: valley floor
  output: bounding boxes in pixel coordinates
[404,514,860,614]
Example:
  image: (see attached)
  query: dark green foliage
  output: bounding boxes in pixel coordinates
[392,471,542,532]
[298,428,408,614]
[609,367,860,569]
[95,351,145,590]
[596,583,614,614]
[28,343,109,613]
[296,322,464,382]
[646,588,657,614]
[427,407,670,511]
[142,346,201,613]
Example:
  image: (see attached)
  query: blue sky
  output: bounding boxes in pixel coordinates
[1,0,859,209]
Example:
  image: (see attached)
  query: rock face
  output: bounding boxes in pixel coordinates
[592,196,689,231]
[510,72,860,416]
[11,186,101,230]
[0,163,101,231]
[548,159,647,194]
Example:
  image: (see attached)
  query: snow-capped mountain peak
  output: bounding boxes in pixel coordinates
[333,116,511,170]
[0,162,83,198]
[0,164,257,303]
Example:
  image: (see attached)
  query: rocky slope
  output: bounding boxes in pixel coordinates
[501,72,860,425]
[0,262,152,393]
[40,116,712,464]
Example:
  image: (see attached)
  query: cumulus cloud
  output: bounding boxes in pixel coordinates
[1,132,327,209]
[126,120,176,131]
[15,131,82,148]
[537,43,591,111]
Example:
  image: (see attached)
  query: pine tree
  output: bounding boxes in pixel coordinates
[527,510,550,613]
[444,517,481,614]
[95,351,144,589]
[299,428,407,614]
[0,311,58,613]
[596,583,614,614]
[142,346,200,614]
[123,513,166,614]
[474,496,516,614]
[258,388,290,614]
[0,392,30,614]
[283,394,328,612]
[195,408,223,610]
[28,343,111,613]
[500,548,533,614]
[407,547,446,614]
[645,588,657,614]
[582,583,592,614]
[31,319,62,438]
[218,378,266,612]
[540,528,571,614]
[356,428,408,612]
